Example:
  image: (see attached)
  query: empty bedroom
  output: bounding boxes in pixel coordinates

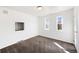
[0,6,78,53]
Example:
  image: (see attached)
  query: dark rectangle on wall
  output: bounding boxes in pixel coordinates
[15,22,24,31]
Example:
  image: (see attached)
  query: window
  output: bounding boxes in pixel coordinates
[44,17,49,30]
[56,16,63,31]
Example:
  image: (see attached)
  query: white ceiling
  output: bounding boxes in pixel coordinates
[4,6,74,16]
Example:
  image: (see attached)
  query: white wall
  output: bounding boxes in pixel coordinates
[0,7,38,49]
[38,9,74,43]
[74,7,79,52]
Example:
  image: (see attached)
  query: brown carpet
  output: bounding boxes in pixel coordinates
[0,36,77,53]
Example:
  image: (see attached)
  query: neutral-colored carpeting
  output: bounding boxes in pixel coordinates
[0,36,77,53]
